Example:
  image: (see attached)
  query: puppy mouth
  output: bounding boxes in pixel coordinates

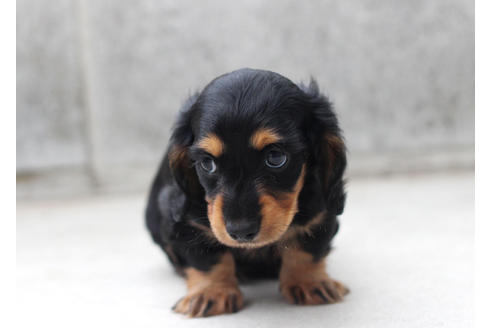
[218,233,285,249]
[227,235,258,245]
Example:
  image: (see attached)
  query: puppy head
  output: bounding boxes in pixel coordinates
[168,68,346,248]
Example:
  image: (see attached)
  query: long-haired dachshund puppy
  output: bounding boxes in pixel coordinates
[145,68,348,317]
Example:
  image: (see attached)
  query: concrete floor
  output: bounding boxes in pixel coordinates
[17,171,473,328]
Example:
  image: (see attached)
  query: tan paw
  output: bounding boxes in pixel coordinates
[172,284,244,317]
[280,277,349,305]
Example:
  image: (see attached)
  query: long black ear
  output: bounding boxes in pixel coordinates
[300,80,347,216]
[167,93,203,200]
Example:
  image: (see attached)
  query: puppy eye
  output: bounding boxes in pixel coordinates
[265,150,287,168]
[200,157,217,173]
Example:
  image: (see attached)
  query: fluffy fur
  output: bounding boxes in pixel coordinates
[145,68,348,317]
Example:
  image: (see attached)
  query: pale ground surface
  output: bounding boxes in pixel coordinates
[17,171,473,328]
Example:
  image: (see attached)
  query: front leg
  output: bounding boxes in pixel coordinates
[173,252,243,317]
[279,247,349,305]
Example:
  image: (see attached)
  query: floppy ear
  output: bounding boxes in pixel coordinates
[167,93,204,200]
[300,80,347,216]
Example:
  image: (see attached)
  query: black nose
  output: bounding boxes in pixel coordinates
[225,220,259,242]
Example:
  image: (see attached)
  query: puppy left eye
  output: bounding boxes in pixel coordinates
[200,157,217,173]
[265,150,287,168]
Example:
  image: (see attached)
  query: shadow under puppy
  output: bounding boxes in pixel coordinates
[145,68,348,317]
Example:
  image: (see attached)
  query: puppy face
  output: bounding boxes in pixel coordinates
[190,127,306,248]
[169,69,346,248]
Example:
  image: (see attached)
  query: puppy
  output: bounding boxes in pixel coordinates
[145,68,348,317]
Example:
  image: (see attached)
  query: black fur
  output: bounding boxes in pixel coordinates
[145,68,346,277]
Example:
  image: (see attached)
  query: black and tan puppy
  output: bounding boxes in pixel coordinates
[145,68,348,317]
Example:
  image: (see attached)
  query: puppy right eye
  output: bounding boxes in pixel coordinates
[200,157,217,173]
[265,150,287,168]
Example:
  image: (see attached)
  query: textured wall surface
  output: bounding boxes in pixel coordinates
[17,0,87,170]
[17,0,474,198]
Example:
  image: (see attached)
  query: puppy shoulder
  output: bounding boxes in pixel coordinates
[157,183,186,223]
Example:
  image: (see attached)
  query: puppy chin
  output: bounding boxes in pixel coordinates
[211,227,289,249]
[215,237,276,249]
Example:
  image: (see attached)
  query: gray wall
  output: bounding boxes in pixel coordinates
[17,0,474,198]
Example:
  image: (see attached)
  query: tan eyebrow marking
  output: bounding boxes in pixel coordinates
[250,128,282,150]
[197,133,225,157]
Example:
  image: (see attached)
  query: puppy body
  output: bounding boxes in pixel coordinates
[145,68,348,317]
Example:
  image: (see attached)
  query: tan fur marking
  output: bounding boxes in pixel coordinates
[173,253,243,317]
[279,211,326,244]
[250,128,282,150]
[187,220,217,242]
[255,165,306,246]
[279,248,349,306]
[197,134,224,157]
[168,145,187,168]
[325,134,345,151]
[184,253,237,293]
[322,134,345,183]
[208,194,239,246]
[168,144,201,193]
